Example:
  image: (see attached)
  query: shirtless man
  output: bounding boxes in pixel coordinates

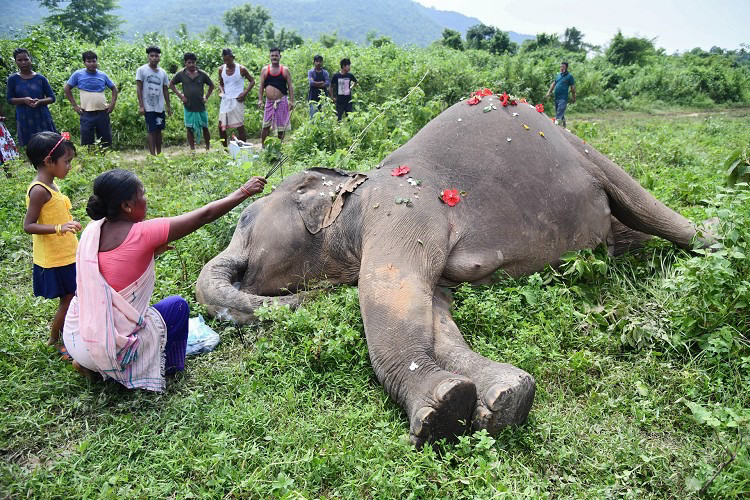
[257,47,294,147]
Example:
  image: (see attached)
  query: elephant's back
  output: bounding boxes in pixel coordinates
[377,97,612,278]
[383,98,581,182]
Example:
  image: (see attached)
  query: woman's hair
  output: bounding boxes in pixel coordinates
[13,47,30,59]
[26,131,76,169]
[221,48,234,58]
[87,169,142,220]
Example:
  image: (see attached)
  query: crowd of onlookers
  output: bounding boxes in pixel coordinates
[1,45,360,164]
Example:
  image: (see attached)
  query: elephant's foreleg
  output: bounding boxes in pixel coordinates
[359,250,476,448]
[432,288,535,434]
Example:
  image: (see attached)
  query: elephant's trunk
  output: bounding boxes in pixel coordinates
[195,251,302,324]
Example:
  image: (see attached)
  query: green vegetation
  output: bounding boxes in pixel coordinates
[35,0,121,44]
[0,23,749,496]
[1,27,748,153]
[1,109,748,497]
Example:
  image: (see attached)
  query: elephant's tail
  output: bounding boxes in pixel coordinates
[195,251,302,324]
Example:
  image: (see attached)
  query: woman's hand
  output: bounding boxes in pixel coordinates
[241,176,267,196]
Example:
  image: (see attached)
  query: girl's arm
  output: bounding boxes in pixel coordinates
[165,176,266,243]
[23,187,83,235]
[23,186,53,234]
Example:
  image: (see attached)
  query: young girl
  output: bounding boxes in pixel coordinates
[23,131,82,355]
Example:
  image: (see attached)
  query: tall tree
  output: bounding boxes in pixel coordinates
[487,30,517,55]
[562,27,584,52]
[223,3,271,45]
[465,23,496,51]
[521,32,560,52]
[606,30,655,66]
[38,0,121,43]
[465,24,516,55]
[441,28,463,51]
[263,23,303,51]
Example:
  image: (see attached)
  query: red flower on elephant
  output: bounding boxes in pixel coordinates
[440,189,461,206]
[471,88,493,97]
[391,165,410,176]
[535,103,544,113]
[467,96,481,106]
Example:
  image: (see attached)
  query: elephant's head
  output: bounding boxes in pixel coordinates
[196,167,368,323]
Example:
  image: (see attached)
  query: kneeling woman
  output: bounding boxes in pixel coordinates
[64,169,265,391]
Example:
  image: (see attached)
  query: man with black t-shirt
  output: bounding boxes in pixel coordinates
[330,58,357,121]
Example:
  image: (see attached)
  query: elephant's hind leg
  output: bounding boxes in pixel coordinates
[432,288,535,435]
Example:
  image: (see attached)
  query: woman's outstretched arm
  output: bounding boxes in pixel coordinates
[166,176,266,243]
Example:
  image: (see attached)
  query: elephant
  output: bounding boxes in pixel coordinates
[196,96,708,447]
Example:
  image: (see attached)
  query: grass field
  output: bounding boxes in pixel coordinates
[0,110,748,497]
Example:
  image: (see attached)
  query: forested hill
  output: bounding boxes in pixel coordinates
[2,0,533,46]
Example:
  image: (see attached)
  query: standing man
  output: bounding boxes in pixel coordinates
[307,54,329,118]
[64,50,118,148]
[169,52,215,151]
[544,61,576,127]
[257,47,294,147]
[330,58,357,121]
[217,48,254,147]
[136,46,171,155]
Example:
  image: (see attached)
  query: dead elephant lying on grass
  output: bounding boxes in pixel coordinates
[196,97,711,447]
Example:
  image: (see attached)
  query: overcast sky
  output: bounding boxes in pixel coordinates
[415,0,749,52]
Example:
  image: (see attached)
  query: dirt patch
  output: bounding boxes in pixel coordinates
[116,142,262,166]
[572,107,750,122]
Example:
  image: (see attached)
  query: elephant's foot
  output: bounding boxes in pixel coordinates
[409,375,476,448]
[471,366,535,435]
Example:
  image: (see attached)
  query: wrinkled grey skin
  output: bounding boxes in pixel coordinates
[196,99,704,447]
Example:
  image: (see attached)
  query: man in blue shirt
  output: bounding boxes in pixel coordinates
[545,61,576,127]
[64,50,118,147]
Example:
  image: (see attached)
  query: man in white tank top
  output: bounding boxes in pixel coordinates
[217,48,255,146]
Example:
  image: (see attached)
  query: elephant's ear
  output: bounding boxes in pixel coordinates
[293,172,368,234]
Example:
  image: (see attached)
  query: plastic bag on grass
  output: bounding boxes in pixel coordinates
[187,314,220,356]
